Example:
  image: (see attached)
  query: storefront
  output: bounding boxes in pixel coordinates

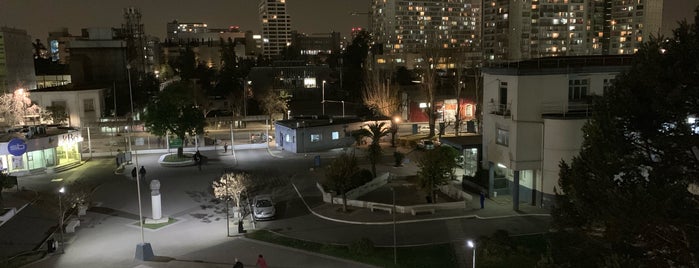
[0,131,83,175]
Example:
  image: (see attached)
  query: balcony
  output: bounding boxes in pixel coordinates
[488,102,511,117]
[541,101,592,119]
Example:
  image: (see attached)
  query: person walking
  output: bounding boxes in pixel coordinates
[479,192,485,209]
[131,167,137,180]
[193,150,202,171]
[256,254,268,268]
[139,166,146,181]
[224,142,228,153]
[233,258,244,268]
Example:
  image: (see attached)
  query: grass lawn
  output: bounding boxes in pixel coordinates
[162,154,193,162]
[246,230,458,268]
[478,233,548,268]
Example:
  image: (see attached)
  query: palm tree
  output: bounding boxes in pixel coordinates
[357,121,389,177]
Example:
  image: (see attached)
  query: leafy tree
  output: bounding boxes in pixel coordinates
[175,45,196,81]
[549,13,699,267]
[143,81,206,157]
[323,153,359,212]
[42,105,68,125]
[0,172,16,206]
[342,30,371,101]
[417,146,458,203]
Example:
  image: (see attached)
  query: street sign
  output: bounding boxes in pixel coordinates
[169,138,182,148]
[7,138,27,156]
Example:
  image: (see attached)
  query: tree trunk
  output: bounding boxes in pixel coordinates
[341,192,347,212]
[177,146,184,158]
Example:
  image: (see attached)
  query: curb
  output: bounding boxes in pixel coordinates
[290,183,550,226]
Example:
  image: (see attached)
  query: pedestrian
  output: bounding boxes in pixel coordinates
[256,254,268,268]
[193,150,202,171]
[224,142,228,153]
[139,166,146,181]
[131,167,137,180]
[479,191,485,209]
[233,258,244,268]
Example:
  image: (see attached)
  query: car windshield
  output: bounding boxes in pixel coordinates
[256,199,272,207]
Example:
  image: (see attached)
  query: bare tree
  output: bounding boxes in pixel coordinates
[0,89,43,127]
[213,172,251,219]
[362,68,400,119]
[323,153,359,212]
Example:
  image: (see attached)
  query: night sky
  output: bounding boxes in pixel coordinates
[0,0,697,41]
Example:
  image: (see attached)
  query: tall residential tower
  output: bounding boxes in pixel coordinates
[259,0,292,57]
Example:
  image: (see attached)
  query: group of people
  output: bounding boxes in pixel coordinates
[233,254,267,268]
[131,166,146,181]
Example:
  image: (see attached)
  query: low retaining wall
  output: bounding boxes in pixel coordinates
[317,176,470,214]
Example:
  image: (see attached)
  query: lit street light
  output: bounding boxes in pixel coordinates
[58,186,65,254]
[322,80,326,115]
[467,240,476,268]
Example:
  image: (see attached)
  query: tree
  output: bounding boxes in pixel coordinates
[355,121,389,177]
[549,13,699,267]
[323,153,359,212]
[342,30,371,101]
[42,105,68,125]
[415,50,440,138]
[213,172,251,219]
[362,68,401,146]
[417,146,458,203]
[175,45,197,81]
[0,172,16,206]
[143,81,206,157]
[0,89,43,126]
[255,88,292,120]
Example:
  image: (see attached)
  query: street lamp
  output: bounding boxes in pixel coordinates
[467,240,476,268]
[128,63,151,261]
[322,80,326,115]
[58,186,65,254]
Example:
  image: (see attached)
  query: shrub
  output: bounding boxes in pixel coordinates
[349,237,374,256]
[349,169,374,189]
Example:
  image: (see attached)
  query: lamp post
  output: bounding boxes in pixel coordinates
[128,63,151,261]
[58,186,65,254]
[322,80,326,115]
[467,240,476,268]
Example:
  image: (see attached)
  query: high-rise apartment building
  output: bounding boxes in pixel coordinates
[371,0,482,55]
[0,27,37,93]
[259,0,292,57]
[482,0,664,63]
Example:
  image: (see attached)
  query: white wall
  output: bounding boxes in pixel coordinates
[29,88,105,127]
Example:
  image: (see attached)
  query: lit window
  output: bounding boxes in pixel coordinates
[310,134,321,142]
[332,132,339,140]
[496,128,509,146]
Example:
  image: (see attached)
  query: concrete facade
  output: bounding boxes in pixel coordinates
[481,55,632,209]
[0,27,37,92]
[29,87,106,127]
[275,117,389,153]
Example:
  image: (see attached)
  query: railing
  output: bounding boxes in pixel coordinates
[541,101,592,118]
[488,102,511,117]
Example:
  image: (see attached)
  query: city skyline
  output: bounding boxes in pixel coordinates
[0,0,371,40]
[0,1,696,42]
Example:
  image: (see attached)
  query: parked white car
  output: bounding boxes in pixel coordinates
[252,194,276,220]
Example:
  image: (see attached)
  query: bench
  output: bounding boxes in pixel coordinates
[65,219,80,233]
[369,203,394,214]
[410,207,435,216]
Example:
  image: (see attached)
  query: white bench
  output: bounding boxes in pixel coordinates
[410,207,435,216]
[65,219,80,233]
[369,204,394,214]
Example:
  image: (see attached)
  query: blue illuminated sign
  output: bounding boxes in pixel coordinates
[7,138,27,156]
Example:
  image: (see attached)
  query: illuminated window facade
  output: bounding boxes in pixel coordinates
[371,0,482,55]
[0,131,82,174]
[482,0,663,63]
[259,0,292,57]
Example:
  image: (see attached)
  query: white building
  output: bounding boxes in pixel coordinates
[29,87,106,128]
[481,55,632,209]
